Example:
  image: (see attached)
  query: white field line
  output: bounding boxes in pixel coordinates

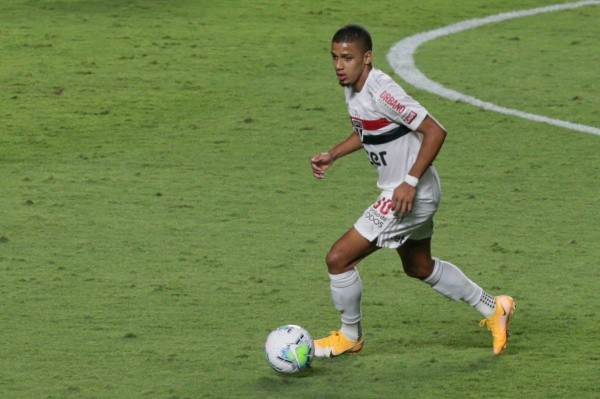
[386,0,600,136]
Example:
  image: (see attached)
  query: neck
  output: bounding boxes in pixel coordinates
[352,65,372,92]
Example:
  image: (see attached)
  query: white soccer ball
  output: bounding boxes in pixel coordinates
[265,325,314,374]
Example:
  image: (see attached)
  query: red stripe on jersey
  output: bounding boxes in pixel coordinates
[350,117,392,131]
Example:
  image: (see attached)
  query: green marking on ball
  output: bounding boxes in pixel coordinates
[296,342,311,367]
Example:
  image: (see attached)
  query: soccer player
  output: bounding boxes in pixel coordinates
[310,24,515,357]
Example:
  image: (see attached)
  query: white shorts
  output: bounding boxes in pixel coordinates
[354,188,440,248]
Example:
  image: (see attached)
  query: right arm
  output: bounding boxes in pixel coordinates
[310,131,362,179]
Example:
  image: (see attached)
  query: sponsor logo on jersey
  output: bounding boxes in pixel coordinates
[404,111,417,124]
[380,90,406,114]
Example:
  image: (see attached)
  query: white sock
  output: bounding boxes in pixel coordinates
[475,291,497,318]
[423,258,496,317]
[329,268,362,340]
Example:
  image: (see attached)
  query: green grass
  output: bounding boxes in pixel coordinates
[417,4,600,126]
[1,1,599,398]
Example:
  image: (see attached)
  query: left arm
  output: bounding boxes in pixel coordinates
[391,114,447,216]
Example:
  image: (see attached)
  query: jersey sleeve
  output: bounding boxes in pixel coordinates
[373,79,428,131]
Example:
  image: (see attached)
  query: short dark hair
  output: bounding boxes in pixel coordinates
[332,24,372,53]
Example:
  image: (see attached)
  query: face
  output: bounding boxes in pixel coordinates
[331,41,372,91]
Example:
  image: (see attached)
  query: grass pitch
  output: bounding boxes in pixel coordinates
[1,1,598,398]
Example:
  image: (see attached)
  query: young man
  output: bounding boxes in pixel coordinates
[310,24,515,357]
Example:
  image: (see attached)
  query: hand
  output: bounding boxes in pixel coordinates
[391,183,416,218]
[310,152,333,179]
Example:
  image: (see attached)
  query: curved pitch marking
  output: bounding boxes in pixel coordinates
[386,1,600,136]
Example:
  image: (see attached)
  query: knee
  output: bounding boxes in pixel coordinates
[402,258,434,279]
[325,248,347,275]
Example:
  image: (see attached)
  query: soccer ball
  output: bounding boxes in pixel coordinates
[264,325,314,374]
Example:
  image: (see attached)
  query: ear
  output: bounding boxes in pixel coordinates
[363,50,372,65]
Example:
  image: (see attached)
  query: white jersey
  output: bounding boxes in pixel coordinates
[344,68,440,193]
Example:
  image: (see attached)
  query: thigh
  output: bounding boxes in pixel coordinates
[396,237,434,279]
[326,227,379,274]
